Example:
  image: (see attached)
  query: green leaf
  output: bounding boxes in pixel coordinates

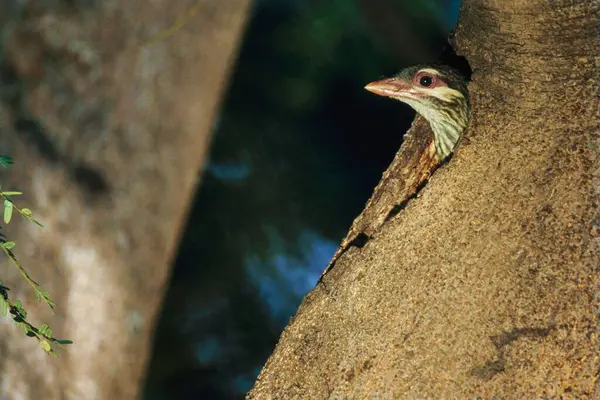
[0,297,7,317]
[55,339,73,345]
[1,191,22,196]
[21,208,32,216]
[3,199,13,224]
[0,155,14,168]
[2,242,15,250]
[39,324,52,337]
[13,300,26,318]
[40,339,52,352]
[19,322,30,334]
[36,290,55,309]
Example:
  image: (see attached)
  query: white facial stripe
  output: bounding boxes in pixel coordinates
[414,86,464,102]
[418,68,441,76]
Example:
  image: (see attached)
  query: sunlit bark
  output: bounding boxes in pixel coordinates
[249,1,600,398]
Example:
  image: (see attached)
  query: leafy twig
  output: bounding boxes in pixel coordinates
[0,283,72,356]
[0,161,72,355]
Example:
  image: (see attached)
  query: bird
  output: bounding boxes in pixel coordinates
[364,64,471,160]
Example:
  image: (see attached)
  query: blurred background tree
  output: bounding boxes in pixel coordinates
[0,0,249,398]
[144,0,461,398]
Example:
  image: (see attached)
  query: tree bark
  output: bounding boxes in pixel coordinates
[249,1,599,398]
[0,1,249,398]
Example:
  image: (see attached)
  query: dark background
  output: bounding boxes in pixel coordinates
[144,0,461,398]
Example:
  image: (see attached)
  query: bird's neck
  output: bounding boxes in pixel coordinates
[399,96,470,160]
[430,117,468,160]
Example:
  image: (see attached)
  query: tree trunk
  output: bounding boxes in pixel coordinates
[248,1,599,398]
[0,1,249,398]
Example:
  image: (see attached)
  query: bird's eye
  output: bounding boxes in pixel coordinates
[419,75,434,87]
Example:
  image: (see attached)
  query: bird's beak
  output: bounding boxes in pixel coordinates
[365,78,414,100]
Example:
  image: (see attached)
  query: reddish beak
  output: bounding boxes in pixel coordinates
[364,77,411,98]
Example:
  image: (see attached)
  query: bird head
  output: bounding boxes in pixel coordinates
[365,64,470,160]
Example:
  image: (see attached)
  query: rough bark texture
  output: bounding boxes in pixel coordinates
[0,1,249,399]
[249,1,599,398]
[321,118,438,277]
